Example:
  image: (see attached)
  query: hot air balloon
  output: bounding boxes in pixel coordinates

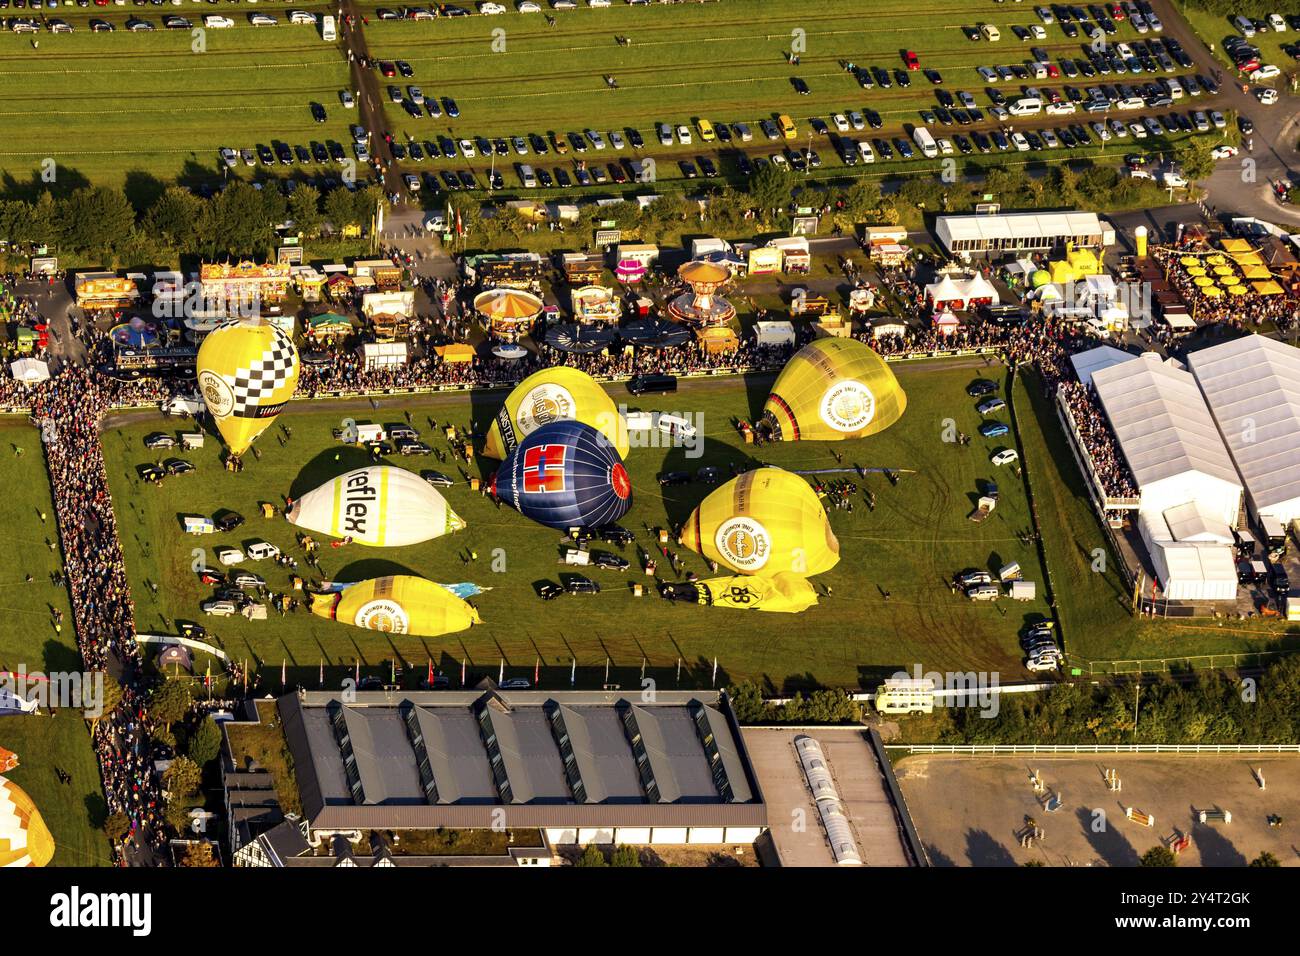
[483,367,629,461]
[196,318,299,458]
[491,419,632,530]
[762,337,906,441]
[0,776,54,868]
[681,467,839,576]
[660,571,819,612]
[287,466,465,548]
[309,576,481,638]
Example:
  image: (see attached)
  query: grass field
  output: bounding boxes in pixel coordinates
[0,8,354,189]
[360,0,1223,193]
[102,362,1061,693]
[0,421,111,866]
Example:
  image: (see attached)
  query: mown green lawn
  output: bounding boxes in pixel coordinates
[0,421,111,867]
[103,362,1056,693]
[0,8,353,188]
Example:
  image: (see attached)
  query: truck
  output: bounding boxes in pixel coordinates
[912,126,939,159]
[1260,515,1287,556]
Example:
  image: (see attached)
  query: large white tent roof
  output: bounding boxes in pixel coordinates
[1071,345,1137,387]
[936,211,1106,245]
[1186,335,1300,519]
[1092,353,1241,492]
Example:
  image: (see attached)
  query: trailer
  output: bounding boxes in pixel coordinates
[968,495,997,523]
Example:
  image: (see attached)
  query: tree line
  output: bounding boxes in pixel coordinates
[0,181,386,269]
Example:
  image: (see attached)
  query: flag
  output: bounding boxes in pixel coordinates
[498,658,504,683]
[205,659,211,690]
[355,659,360,683]
[456,208,464,236]
[534,657,540,686]
[281,659,287,688]
[461,657,466,687]
[319,659,324,687]
[570,658,576,687]
[427,658,434,685]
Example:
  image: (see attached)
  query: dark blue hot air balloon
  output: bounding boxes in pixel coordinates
[491,420,632,530]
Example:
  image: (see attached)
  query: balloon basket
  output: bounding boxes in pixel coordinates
[469,478,481,492]
[632,583,644,597]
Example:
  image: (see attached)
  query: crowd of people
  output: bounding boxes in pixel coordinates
[28,367,169,861]
[1152,243,1300,334]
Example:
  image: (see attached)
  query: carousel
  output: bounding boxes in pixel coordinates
[474,288,544,342]
[570,285,621,325]
[666,260,737,328]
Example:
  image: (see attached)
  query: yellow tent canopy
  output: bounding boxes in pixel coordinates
[1219,238,1253,254]
[1232,252,1265,267]
[1179,256,1199,267]
[1068,248,1100,276]
[1048,260,1078,285]
[1225,284,1247,296]
[1185,266,1206,277]
[1193,275,1214,287]
[1213,265,1235,277]
[698,327,739,354]
[1253,280,1285,296]
[1205,254,1227,266]
[473,289,543,322]
[436,343,476,363]
[1202,285,1223,298]
[1243,265,1272,280]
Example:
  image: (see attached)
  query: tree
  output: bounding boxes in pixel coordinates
[748,164,789,220]
[148,679,193,729]
[1174,139,1217,182]
[288,186,323,239]
[187,716,222,768]
[575,844,608,867]
[104,812,131,844]
[325,186,361,235]
[726,681,768,723]
[609,845,641,867]
[1249,851,1280,867]
[163,755,202,802]
[144,187,203,252]
[1140,846,1177,867]
[56,187,135,264]
[840,179,882,224]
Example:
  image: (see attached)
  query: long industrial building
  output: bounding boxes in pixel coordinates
[225,688,766,858]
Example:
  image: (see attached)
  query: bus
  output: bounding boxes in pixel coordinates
[322,15,336,41]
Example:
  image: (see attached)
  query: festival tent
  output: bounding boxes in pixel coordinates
[1048,259,1078,285]
[1186,335,1300,527]
[1242,265,1272,280]
[435,343,475,363]
[1252,280,1284,296]
[1070,344,1137,388]
[698,327,739,353]
[953,274,1000,307]
[1067,247,1101,276]
[8,358,49,384]
[1219,238,1254,254]
[1092,353,1243,527]
[932,311,960,335]
[1139,511,1238,602]
[924,274,966,310]
[753,321,795,346]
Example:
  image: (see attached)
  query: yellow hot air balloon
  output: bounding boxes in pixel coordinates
[196,318,299,458]
[681,467,839,576]
[309,576,481,638]
[670,572,820,612]
[0,776,54,868]
[763,337,906,441]
[483,366,629,460]
[287,466,465,547]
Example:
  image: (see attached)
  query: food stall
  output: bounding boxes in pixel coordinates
[570,285,621,325]
[198,260,290,305]
[75,273,139,310]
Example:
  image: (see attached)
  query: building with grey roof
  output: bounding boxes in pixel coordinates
[266,688,765,848]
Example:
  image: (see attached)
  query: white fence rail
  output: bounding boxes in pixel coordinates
[886,743,1300,755]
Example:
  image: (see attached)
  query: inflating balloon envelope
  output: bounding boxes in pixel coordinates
[483,366,629,460]
[196,317,299,459]
[308,576,483,638]
[287,466,465,547]
[680,467,839,577]
[762,337,905,442]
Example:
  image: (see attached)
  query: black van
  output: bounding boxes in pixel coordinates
[628,374,677,395]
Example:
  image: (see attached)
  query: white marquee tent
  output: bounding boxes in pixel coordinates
[1186,335,1300,527]
[1092,353,1243,528]
[1070,344,1136,388]
[1139,510,1238,602]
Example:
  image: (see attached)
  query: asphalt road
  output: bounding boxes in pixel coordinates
[341,2,400,196]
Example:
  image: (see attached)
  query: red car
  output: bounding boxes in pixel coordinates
[1108,3,1125,20]
[903,50,919,70]
[379,61,396,78]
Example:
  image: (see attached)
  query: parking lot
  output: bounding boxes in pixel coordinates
[898,753,1300,866]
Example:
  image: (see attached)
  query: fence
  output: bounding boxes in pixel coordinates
[1078,648,1299,675]
[886,743,1300,755]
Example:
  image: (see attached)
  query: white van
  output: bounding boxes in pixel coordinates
[322,14,335,40]
[518,164,537,188]
[162,394,204,417]
[1233,15,1255,37]
[912,126,939,159]
[1008,97,1042,116]
[246,542,281,561]
[203,14,233,27]
[347,423,386,444]
[856,140,875,164]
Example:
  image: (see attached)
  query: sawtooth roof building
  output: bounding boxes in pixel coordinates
[226,688,766,857]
